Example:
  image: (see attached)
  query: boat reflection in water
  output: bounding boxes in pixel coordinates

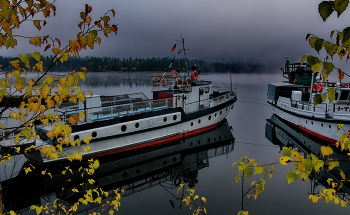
[1,119,234,214]
[265,114,350,203]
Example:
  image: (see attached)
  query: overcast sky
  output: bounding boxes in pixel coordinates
[3,0,350,65]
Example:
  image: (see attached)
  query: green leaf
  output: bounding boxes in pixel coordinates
[282,147,291,156]
[323,41,339,57]
[314,94,327,106]
[334,0,349,17]
[19,53,31,68]
[315,38,324,53]
[319,1,335,22]
[327,160,339,171]
[235,175,241,183]
[286,171,298,184]
[22,129,32,140]
[340,169,346,180]
[342,27,350,47]
[244,166,253,179]
[307,55,323,73]
[31,52,41,62]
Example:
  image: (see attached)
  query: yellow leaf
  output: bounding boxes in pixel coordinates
[280,156,292,165]
[83,146,91,151]
[320,146,333,157]
[29,37,43,47]
[201,197,206,203]
[24,167,32,174]
[45,99,55,109]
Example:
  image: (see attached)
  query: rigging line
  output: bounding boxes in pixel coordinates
[235,141,279,148]
[236,99,270,106]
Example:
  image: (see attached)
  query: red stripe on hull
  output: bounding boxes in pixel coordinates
[84,120,224,160]
[280,117,338,145]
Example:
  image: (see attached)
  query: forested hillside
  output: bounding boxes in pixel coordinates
[0,56,264,73]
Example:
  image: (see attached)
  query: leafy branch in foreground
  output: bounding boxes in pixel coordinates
[177,183,207,215]
[0,1,120,214]
[232,156,275,215]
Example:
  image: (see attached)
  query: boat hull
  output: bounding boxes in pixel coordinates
[271,103,348,144]
[28,98,235,163]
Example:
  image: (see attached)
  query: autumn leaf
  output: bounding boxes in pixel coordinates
[280,156,292,165]
[320,146,334,157]
[29,36,43,46]
[33,20,41,30]
[68,114,79,125]
[85,4,92,14]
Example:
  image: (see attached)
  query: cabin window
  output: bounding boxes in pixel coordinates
[339,91,349,100]
[135,122,140,128]
[205,87,210,93]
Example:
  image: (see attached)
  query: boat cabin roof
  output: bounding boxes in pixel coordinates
[269,82,308,88]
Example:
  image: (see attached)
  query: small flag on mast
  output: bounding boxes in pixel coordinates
[170,43,176,53]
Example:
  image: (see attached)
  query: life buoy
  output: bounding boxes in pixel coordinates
[152,77,160,86]
[161,77,169,86]
[171,70,178,78]
[312,83,318,92]
[175,78,182,88]
[191,70,199,80]
[317,83,323,92]
[184,77,191,87]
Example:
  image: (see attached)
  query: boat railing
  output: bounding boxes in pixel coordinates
[55,97,175,123]
[183,90,236,113]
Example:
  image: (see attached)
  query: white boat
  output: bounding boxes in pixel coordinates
[28,40,237,163]
[267,58,350,145]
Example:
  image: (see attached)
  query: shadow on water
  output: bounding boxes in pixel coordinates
[1,120,234,214]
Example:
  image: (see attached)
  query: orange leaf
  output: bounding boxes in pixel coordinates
[94,20,102,29]
[86,17,92,25]
[85,4,92,14]
[111,25,118,33]
[42,8,51,18]
[52,48,61,55]
[29,36,42,47]
[45,99,55,109]
[81,67,88,73]
[68,114,79,125]
[54,38,61,47]
[44,44,51,52]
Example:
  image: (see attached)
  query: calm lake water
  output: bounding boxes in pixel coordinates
[1,72,349,214]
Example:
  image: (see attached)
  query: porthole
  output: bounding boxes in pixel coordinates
[208,115,211,120]
[219,136,221,140]
[92,132,97,138]
[122,172,128,178]
[190,142,193,146]
[306,120,307,124]
[74,135,80,140]
[198,140,201,144]
[173,157,177,162]
[173,115,177,120]
[220,111,222,115]
[208,138,210,142]
[214,137,216,141]
[198,119,201,124]
[135,122,140,128]
[321,123,323,127]
[215,113,217,117]
[121,125,127,132]
[329,125,331,128]
[163,117,167,122]
[191,122,194,126]
[163,161,167,166]
[311,121,313,125]
[226,108,228,111]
